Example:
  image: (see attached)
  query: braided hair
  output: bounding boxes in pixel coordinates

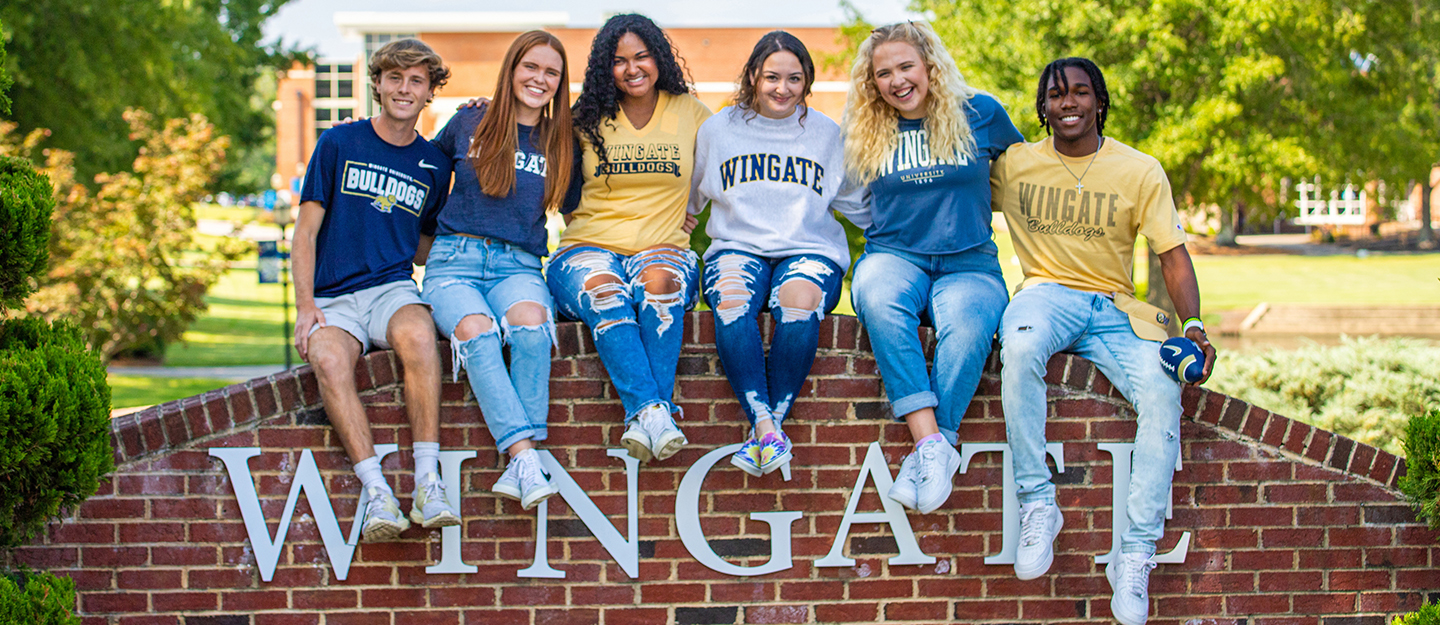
[1035,57,1110,136]
[572,13,692,176]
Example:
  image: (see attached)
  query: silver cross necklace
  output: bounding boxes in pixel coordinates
[1055,136,1103,191]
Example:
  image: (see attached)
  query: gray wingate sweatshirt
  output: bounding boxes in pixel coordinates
[688,105,869,269]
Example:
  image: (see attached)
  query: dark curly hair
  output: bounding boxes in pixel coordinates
[732,30,814,125]
[1035,57,1110,137]
[572,13,692,176]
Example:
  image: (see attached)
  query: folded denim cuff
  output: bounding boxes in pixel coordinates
[1121,542,1158,556]
[889,391,939,421]
[493,424,542,454]
[1016,491,1058,506]
[939,428,958,447]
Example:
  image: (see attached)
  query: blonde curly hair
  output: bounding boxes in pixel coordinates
[842,22,977,185]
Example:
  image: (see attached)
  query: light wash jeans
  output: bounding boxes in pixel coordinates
[850,241,1009,445]
[702,251,844,428]
[547,245,699,422]
[421,235,554,452]
[999,282,1182,554]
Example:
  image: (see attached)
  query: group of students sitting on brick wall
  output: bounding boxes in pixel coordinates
[289,14,1217,625]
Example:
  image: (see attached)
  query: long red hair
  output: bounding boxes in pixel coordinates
[468,31,573,210]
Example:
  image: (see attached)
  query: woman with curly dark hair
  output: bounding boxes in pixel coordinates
[548,13,712,464]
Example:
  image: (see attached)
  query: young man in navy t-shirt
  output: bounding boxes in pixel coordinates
[293,39,457,542]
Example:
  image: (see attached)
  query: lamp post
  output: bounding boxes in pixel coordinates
[274,203,294,370]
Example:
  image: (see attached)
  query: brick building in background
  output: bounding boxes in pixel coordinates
[272,11,851,202]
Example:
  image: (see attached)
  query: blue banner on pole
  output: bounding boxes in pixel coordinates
[258,241,281,284]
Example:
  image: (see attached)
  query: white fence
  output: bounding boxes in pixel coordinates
[1293,179,1367,226]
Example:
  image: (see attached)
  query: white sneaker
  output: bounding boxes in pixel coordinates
[620,419,653,463]
[492,450,559,510]
[1014,500,1063,579]
[409,473,461,529]
[640,404,687,462]
[887,452,920,509]
[361,486,410,542]
[913,439,961,513]
[1106,551,1157,625]
[515,451,558,510]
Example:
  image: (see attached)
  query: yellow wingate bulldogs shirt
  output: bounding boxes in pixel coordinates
[991,136,1187,297]
[560,91,712,255]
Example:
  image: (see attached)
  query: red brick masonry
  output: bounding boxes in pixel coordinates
[17,313,1437,625]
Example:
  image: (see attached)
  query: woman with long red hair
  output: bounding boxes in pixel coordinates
[419,30,573,510]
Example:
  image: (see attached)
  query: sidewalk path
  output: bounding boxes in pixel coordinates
[106,364,293,380]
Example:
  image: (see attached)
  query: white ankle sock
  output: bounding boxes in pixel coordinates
[413,441,440,480]
[353,455,388,493]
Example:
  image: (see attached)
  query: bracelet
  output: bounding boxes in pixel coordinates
[1182,317,1205,334]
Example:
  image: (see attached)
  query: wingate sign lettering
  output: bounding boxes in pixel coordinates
[209,442,1189,582]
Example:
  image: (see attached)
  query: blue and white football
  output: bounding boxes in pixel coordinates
[1159,337,1205,384]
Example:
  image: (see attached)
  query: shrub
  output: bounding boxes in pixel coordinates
[0,317,113,549]
[0,155,53,311]
[0,570,78,625]
[1207,337,1440,456]
[1394,599,1440,625]
[1399,409,1440,531]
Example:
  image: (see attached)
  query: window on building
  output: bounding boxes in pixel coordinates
[315,80,331,98]
[338,80,353,98]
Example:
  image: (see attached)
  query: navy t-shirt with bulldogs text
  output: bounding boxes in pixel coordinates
[300,120,452,298]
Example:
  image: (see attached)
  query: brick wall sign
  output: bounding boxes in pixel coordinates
[14,313,1438,625]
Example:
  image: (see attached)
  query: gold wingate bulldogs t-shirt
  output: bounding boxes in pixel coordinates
[991,136,1186,297]
[560,91,712,255]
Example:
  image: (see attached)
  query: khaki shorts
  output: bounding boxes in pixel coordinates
[311,280,428,353]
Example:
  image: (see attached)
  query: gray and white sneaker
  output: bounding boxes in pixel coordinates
[888,452,920,509]
[361,486,410,542]
[913,439,961,514]
[409,472,461,529]
[640,404,687,462]
[1014,500,1063,579]
[1106,551,1157,625]
[500,450,558,510]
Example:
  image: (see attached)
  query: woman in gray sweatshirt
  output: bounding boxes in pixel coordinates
[688,30,868,478]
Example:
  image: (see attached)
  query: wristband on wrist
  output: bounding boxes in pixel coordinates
[1182,317,1205,334]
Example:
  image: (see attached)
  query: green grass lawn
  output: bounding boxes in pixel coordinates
[109,375,235,410]
[161,270,301,367]
[1190,253,1440,311]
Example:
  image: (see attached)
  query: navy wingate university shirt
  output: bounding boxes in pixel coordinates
[865,93,1023,254]
[429,106,551,258]
[300,120,452,298]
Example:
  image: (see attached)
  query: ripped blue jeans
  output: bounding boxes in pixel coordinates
[702,251,843,429]
[999,282,1182,553]
[547,245,699,422]
[421,235,555,452]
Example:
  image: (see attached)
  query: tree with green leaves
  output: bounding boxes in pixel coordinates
[0,0,304,192]
[855,0,1440,236]
[3,111,247,362]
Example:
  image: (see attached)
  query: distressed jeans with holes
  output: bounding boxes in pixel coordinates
[547,245,699,422]
[421,235,555,452]
[702,251,843,429]
[999,282,1182,553]
[850,241,1009,446]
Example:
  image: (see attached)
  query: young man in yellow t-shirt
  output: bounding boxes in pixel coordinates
[990,57,1217,625]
